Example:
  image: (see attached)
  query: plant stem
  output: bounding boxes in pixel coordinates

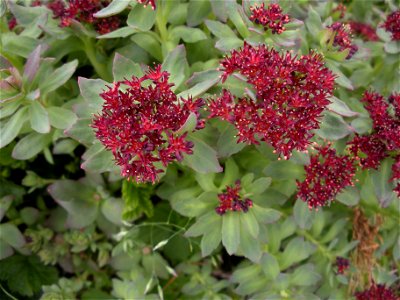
[82,37,111,81]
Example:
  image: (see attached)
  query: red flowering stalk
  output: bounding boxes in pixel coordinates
[209,43,335,158]
[332,4,347,19]
[137,0,156,10]
[382,10,400,41]
[355,284,398,300]
[249,3,290,34]
[349,21,379,41]
[297,145,355,209]
[328,22,358,59]
[335,256,350,274]
[215,180,253,215]
[361,91,400,151]
[92,65,205,183]
[391,156,400,197]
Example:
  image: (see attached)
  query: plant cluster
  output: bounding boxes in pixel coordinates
[0,0,399,299]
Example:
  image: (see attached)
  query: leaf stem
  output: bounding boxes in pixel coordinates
[81,37,111,81]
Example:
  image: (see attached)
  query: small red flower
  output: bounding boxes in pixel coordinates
[249,3,290,34]
[209,43,335,158]
[335,256,350,274]
[137,0,156,10]
[8,17,17,30]
[382,10,400,41]
[348,134,388,170]
[297,145,355,209]
[216,180,253,215]
[92,65,205,183]
[349,21,379,41]
[328,22,358,59]
[355,284,398,300]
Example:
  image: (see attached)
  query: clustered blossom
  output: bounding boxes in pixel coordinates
[349,21,379,41]
[355,284,398,300]
[347,92,400,196]
[328,22,358,59]
[249,3,290,34]
[215,180,253,215]
[208,43,335,158]
[335,257,350,274]
[382,10,400,41]
[297,146,355,209]
[137,0,156,10]
[92,65,205,183]
[42,0,121,34]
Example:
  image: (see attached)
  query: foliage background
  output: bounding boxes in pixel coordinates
[0,0,399,299]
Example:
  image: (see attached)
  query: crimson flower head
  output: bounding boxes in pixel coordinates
[137,0,156,10]
[328,22,358,59]
[335,257,350,274]
[297,145,355,209]
[382,10,400,41]
[355,284,398,300]
[216,180,253,215]
[348,134,388,170]
[209,42,335,158]
[48,0,120,34]
[249,3,290,34]
[349,21,379,41]
[92,65,205,183]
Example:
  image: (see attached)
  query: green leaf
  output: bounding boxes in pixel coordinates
[248,177,272,195]
[187,0,211,27]
[81,142,118,173]
[220,158,240,188]
[240,211,259,238]
[260,253,280,280]
[127,4,156,31]
[290,264,321,286]
[222,212,240,255]
[252,204,281,224]
[162,45,189,90]
[185,211,220,237]
[305,6,322,36]
[94,0,130,17]
[29,101,50,133]
[78,77,108,112]
[201,222,222,256]
[177,71,221,98]
[205,20,237,39]
[97,26,137,39]
[328,96,359,117]
[293,200,315,230]
[0,223,26,249]
[227,3,250,38]
[0,255,58,297]
[23,45,43,83]
[12,132,51,160]
[48,107,78,130]
[122,180,154,221]
[183,135,223,174]
[279,237,315,270]
[264,160,304,180]
[336,186,360,206]
[20,207,39,225]
[48,180,98,228]
[351,117,372,134]
[0,106,29,148]
[171,190,215,218]
[112,53,143,81]
[320,219,347,243]
[39,60,78,95]
[170,26,207,43]
[315,112,352,140]
[131,33,162,61]
[371,158,397,206]
[215,38,243,52]
[325,60,354,90]
[101,197,124,226]
[216,122,246,158]
[64,118,95,146]
[239,228,261,262]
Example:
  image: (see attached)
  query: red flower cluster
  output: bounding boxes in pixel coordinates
[215,180,253,215]
[349,21,379,41]
[45,0,120,34]
[137,0,156,10]
[328,22,358,59]
[335,256,350,274]
[208,43,335,158]
[249,3,290,34]
[382,10,400,41]
[297,146,355,209]
[92,65,205,183]
[348,92,400,196]
[355,284,398,300]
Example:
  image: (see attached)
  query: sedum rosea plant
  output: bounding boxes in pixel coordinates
[0,0,399,299]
